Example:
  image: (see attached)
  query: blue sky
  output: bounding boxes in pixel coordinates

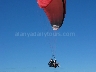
[0,0,96,72]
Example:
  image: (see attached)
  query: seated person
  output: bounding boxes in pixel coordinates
[48,59,59,68]
[48,59,54,67]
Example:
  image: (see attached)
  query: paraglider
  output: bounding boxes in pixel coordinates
[37,0,66,68]
[48,59,59,68]
[37,0,66,30]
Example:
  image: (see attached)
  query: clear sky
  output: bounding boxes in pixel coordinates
[0,0,96,72]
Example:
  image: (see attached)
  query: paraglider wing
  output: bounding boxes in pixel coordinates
[37,0,66,30]
[37,0,52,8]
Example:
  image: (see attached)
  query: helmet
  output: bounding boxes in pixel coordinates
[50,59,53,61]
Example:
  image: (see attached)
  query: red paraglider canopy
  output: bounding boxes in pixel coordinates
[37,0,66,30]
[37,0,52,8]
